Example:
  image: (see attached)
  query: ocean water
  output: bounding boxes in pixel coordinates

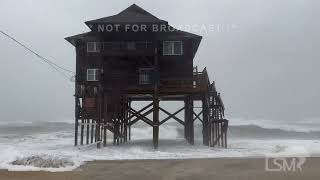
[0,119,319,171]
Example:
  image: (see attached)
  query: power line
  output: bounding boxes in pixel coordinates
[0,30,75,80]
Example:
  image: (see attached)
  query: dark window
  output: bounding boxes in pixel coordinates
[127,42,136,50]
[87,42,101,52]
[139,68,153,85]
[163,41,183,55]
[87,69,99,81]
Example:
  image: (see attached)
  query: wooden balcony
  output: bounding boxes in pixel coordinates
[123,69,210,97]
[76,68,210,100]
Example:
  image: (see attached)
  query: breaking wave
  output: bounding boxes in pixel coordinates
[0,118,319,171]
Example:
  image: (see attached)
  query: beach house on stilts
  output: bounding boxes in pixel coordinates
[65,4,228,149]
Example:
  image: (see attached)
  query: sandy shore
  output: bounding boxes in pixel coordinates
[0,157,319,180]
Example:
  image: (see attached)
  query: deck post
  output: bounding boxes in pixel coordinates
[94,120,97,142]
[80,119,84,145]
[97,123,101,148]
[184,98,194,145]
[113,123,116,145]
[153,47,159,149]
[189,100,194,145]
[202,96,209,146]
[153,102,159,149]
[116,119,121,146]
[103,94,108,147]
[128,101,131,141]
[97,89,103,148]
[74,120,78,146]
[120,110,124,144]
[74,118,78,146]
[222,123,225,147]
[184,99,189,140]
[116,121,120,145]
[129,124,131,141]
[86,119,89,144]
[74,97,79,146]
[218,122,221,146]
[119,100,122,144]
[91,119,94,143]
[103,122,107,147]
[210,121,213,147]
[124,100,128,142]
[224,121,228,148]
[153,87,159,149]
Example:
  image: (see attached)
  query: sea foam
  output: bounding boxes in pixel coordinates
[0,122,319,172]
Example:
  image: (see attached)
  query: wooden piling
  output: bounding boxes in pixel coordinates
[202,96,209,146]
[153,47,159,149]
[74,118,78,146]
[153,98,159,149]
[103,94,108,147]
[103,124,107,147]
[184,98,194,145]
[189,100,194,145]
[127,101,132,141]
[184,99,189,140]
[215,122,218,146]
[97,91,102,149]
[91,119,94,143]
[210,121,213,147]
[120,119,123,143]
[74,97,79,146]
[128,124,131,141]
[113,127,116,146]
[80,119,84,145]
[124,102,128,142]
[224,121,228,148]
[86,119,89,144]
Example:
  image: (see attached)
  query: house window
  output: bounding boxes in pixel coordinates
[127,42,136,50]
[163,41,183,55]
[139,68,153,85]
[87,69,99,81]
[87,42,101,52]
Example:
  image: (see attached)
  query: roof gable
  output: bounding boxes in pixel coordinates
[118,4,158,19]
[86,4,166,25]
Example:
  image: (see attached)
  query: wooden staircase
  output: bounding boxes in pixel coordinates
[207,82,228,148]
[198,67,229,148]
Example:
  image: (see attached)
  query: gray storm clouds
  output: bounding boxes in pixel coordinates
[0,0,319,122]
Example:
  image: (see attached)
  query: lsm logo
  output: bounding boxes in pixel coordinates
[265,157,306,172]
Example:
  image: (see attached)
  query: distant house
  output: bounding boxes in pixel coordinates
[66,4,228,149]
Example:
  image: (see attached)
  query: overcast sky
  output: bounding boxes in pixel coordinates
[0,0,319,123]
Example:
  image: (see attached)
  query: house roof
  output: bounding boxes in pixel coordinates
[65,32,91,46]
[65,4,202,58]
[85,4,167,25]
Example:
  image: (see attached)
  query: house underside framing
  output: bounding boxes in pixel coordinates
[74,68,228,149]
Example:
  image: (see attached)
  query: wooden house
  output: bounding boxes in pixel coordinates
[66,4,228,149]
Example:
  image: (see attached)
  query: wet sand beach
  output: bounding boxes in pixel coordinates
[0,157,319,180]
